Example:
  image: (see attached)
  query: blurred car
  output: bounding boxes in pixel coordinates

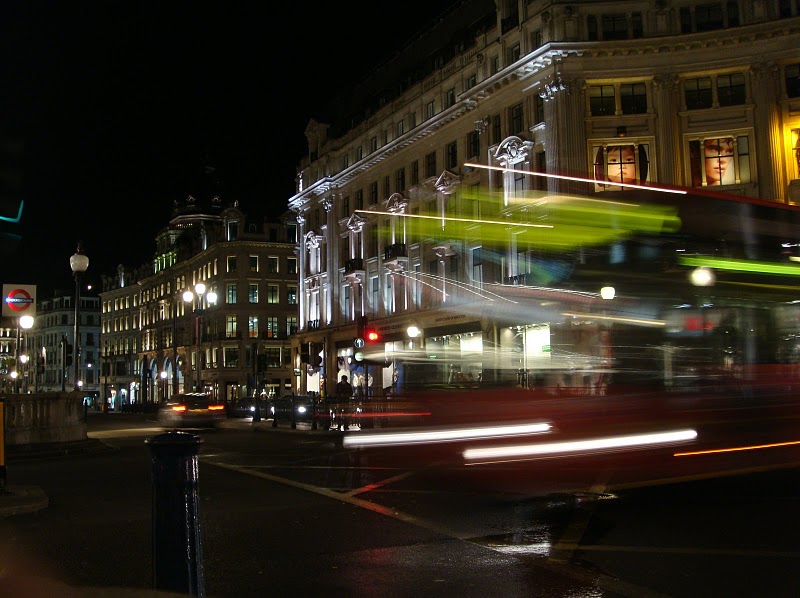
[230,397,269,418]
[269,395,315,424]
[158,393,227,428]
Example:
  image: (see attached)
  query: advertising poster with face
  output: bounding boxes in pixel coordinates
[593,144,650,191]
[690,137,736,186]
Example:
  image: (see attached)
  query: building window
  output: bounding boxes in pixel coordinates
[467,131,479,158]
[509,103,524,134]
[445,88,456,108]
[249,255,259,273]
[226,221,238,241]
[717,73,746,106]
[248,284,258,304]
[689,135,751,187]
[355,190,363,211]
[226,315,238,339]
[224,347,239,368]
[588,15,598,41]
[396,119,405,137]
[786,63,800,98]
[268,284,279,304]
[266,317,279,338]
[620,83,647,114]
[226,256,237,272]
[396,167,405,193]
[602,14,628,40]
[589,86,615,116]
[226,284,237,305]
[684,77,713,110]
[370,136,378,153]
[267,256,278,273]
[411,160,419,186]
[465,73,477,90]
[425,100,435,120]
[287,285,297,305]
[533,95,544,125]
[370,276,379,317]
[287,316,298,337]
[425,151,437,178]
[369,181,378,204]
[681,2,739,33]
[507,43,520,64]
[446,141,458,170]
[383,175,390,197]
[287,257,297,275]
[248,316,259,338]
[593,143,651,190]
[491,114,501,145]
[531,29,543,49]
[356,145,363,161]
[791,129,800,179]
[341,154,349,170]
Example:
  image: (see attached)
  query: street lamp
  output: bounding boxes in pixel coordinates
[70,243,89,391]
[183,283,217,394]
[160,370,168,402]
[18,315,33,394]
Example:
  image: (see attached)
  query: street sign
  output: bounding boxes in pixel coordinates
[2,284,36,317]
[354,337,365,349]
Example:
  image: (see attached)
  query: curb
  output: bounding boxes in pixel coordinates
[0,485,49,518]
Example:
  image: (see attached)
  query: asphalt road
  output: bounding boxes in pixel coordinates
[2,412,799,597]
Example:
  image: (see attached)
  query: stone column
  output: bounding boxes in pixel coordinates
[751,62,785,202]
[653,73,682,186]
[543,76,586,194]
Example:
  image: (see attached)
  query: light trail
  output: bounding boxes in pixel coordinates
[674,439,800,457]
[463,429,697,463]
[464,162,688,195]
[342,421,552,448]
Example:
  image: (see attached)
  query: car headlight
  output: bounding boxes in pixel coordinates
[297,406,306,414]
[270,406,275,414]
[249,405,255,412]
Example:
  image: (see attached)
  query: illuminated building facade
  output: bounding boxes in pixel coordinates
[99,197,299,409]
[288,1,800,396]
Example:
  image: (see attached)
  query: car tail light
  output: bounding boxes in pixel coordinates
[208,404,225,411]
[172,405,187,413]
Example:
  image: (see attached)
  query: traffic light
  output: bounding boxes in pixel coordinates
[65,343,73,367]
[365,328,381,343]
[310,342,323,367]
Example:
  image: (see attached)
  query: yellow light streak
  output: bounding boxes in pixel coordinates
[674,439,800,457]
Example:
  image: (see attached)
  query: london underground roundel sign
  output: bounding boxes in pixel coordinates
[2,284,37,317]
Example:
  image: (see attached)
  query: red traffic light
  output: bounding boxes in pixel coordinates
[365,329,380,342]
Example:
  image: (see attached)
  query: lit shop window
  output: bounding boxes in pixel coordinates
[592,143,651,191]
[791,129,800,179]
[689,135,751,187]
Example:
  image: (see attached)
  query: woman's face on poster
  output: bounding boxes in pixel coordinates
[703,138,734,185]
[606,145,637,184]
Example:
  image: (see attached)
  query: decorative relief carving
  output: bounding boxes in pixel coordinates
[653,73,680,91]
[435,171,461,195]
[494,136,530,166]
[322,197,333,212]
[385,193,408,213]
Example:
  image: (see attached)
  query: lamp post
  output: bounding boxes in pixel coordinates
[183,283,217,394]
[70,243,89,392]
[20,316,33,394]
[160,370,168,402]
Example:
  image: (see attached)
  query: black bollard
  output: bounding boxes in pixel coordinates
[145,431,205,597]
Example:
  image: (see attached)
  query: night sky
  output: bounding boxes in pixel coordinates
[2,1,456,296]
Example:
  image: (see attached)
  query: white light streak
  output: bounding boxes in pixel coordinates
[463,429,697,462]
[342,422,552,448]
[464,162,688,195]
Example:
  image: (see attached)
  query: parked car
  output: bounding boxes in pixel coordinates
[157,393,227,428]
